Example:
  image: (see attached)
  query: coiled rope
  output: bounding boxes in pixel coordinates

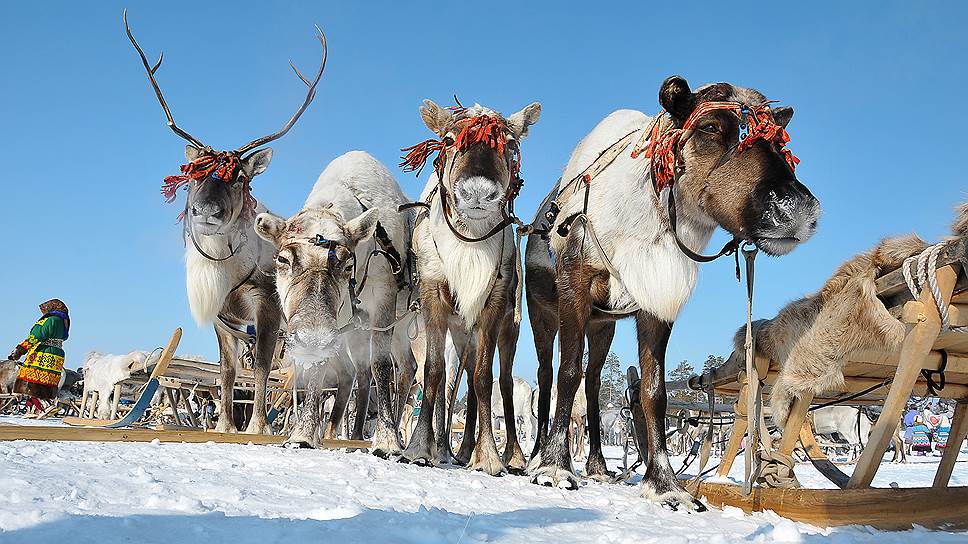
[902,242,968,333]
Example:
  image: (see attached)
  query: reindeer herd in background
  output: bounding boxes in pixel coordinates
[123,12,819,510]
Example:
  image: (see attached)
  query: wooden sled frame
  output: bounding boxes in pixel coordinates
[692,244,968,530]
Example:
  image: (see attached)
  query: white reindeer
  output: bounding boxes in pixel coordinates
[255,151,416,455]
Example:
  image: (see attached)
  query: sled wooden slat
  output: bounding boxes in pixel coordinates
[696,481,968,530]
[0,425,371,449]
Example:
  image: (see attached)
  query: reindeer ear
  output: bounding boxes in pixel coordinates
[773,106,794,128]
[344,208,380,247]
[241,148,273,179]
[420,99,452,137]
[255,212,286,243]
[507,102,541,140]
[659,75,695,122]
[184,144,205,162]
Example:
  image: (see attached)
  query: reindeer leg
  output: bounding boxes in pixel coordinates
[526,269,558,459]
[392,328,417,430]
[529,259,591,490]
[438,326,468,464]
[369,324,405,458]
[344,328,372,444]
[636,312,704,511]
[584,321,616,481]
[214,326,239,433]
[244,304,280,435]
[455,335,479,466]
[400,286,447,466]
[467,302,506,477]
[287,364,324,448]
[498,316,526,474]
[324,354,354,440]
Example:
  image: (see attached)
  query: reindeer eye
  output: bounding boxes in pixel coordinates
[699,123,719,135]
[276,255,290,266]
[343,263,354,274]
[443,136,455,146]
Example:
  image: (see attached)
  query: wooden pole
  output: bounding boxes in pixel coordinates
[718,395,748,478]
[847,265,957,489]
[778,393,814,456]
[110,383,122,420]
[934,401,968,488]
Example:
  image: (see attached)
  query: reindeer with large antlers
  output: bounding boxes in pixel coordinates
[124,11,326,434]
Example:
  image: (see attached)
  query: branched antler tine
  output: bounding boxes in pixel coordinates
[150,52,163,74]
[235,25,328,155]
[123,9,205,149]
[289,60,311,87]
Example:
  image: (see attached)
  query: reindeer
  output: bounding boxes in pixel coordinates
[527,76,820,509]
[398,100,540,475]
[254,151,416,454]
[124,12,326,433]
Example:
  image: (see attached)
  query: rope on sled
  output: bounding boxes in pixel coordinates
[757,450,800,489]
[902,242,968,333]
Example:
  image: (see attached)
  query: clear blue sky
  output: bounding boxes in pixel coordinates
[1,1,965,382]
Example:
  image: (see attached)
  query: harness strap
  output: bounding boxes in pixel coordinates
[438,184,516,243]
[741,245,761,496]
[667,183,741,263]
[922,349,948,395]
[558,129,640,199]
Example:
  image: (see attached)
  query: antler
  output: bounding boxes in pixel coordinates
[123,9,206,149]
[235,26,328,155]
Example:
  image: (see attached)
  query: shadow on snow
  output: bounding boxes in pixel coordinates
[2,506,601,544]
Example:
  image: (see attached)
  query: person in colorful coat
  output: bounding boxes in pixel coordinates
[7,299,70,400]
[910,415,932,455]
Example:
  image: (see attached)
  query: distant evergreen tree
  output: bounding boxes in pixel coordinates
[667,360,696,403]
[599,351,626,410]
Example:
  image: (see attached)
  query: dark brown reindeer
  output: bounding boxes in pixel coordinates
[528,76,820,509]
[399,100,540,475]
[125,11,326,433]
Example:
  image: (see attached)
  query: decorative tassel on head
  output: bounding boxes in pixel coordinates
[399,110,521,180]
[637,101,799,193]
[161,152,242,202]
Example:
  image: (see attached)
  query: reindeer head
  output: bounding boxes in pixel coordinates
[405,100,540,223]
[124,10,326,237]
[652,76,820,256]
[254,207,380,364]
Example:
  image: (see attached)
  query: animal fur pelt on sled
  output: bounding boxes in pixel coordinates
[727,201,968,426]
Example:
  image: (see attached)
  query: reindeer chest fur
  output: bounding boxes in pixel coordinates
[184,224,272,325]
[413,201,513,328]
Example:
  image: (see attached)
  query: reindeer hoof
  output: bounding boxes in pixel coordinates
[641,484,706,512]
[531,470,579,490]
[586,470,617,483]
[285,440,315,449]
[506,466,528,477]
[371,448,396,459]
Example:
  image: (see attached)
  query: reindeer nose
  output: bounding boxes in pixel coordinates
[455,177,503,209]
[191,202,224,221]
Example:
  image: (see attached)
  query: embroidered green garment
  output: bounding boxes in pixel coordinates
[16,315,67,387]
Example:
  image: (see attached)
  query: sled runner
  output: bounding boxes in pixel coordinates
[687,236,968,530]
[64,328,182,428]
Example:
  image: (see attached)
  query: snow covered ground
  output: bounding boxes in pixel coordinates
[1,416,966,543]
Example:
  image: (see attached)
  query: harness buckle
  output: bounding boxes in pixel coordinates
[738,106,751,142]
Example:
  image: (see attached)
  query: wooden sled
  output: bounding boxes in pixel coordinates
[689,240,968,530]
[72,328,295,431]
[64,327,182,428]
